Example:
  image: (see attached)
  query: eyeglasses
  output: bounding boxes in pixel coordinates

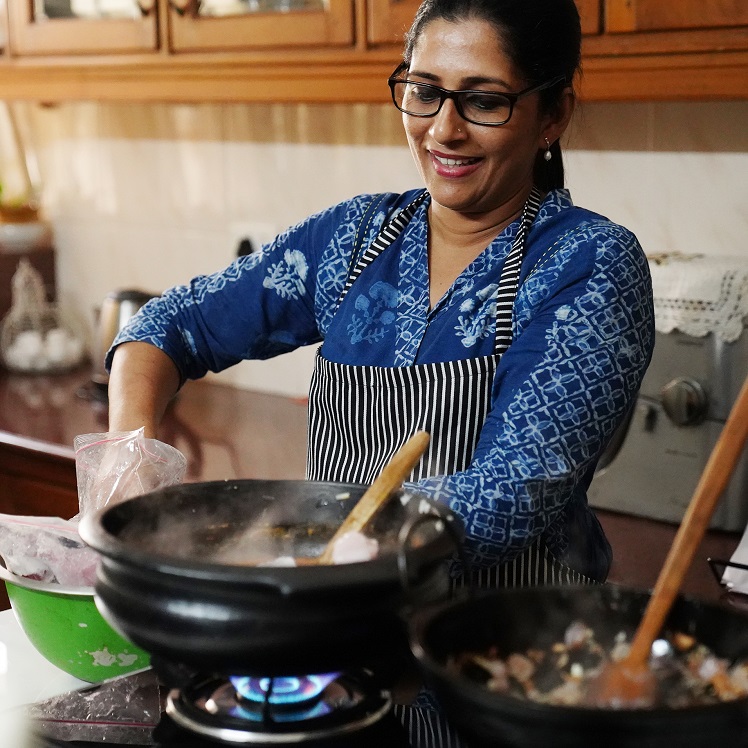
[388,64,565,127]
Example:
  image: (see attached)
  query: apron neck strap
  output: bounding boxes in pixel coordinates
[493,185,543,356]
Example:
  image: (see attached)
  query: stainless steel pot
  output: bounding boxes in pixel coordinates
[91,289,157,388]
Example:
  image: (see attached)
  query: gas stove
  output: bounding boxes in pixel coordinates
[27,667,412,747]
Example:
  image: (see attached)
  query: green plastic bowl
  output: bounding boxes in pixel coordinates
[1,567,150,683]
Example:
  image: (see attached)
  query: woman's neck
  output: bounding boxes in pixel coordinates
[426,187,534,308]
[428,185,533,245]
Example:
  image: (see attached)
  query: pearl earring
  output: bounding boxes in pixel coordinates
[544,138,552,162]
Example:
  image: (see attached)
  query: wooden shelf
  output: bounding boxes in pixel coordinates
[0,46,747,104]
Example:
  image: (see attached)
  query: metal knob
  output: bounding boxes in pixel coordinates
[660,378,708,426]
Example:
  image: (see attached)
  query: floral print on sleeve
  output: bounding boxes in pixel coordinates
[262,249,309,299]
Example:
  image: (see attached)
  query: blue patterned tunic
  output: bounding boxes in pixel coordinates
[111,188,654,580]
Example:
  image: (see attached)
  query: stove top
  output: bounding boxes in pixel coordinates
[26,669,412,748]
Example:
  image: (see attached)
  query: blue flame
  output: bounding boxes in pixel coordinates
[230,673,340,706]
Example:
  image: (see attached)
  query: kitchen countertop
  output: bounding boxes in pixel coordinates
[0,364,742,604]
[0,364,310,487]
[0,609,85,713]
[0,607,100,745]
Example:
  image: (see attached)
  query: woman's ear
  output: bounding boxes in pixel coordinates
[540,86,575,150]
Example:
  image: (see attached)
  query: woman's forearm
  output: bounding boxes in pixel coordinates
[107,342,181,438]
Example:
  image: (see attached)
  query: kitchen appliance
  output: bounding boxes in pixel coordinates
[91,288,157,393]
[588,256,748,531]
[27,666,413,747]
[65,479,461,746]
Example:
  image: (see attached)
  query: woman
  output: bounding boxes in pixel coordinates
[107,0,653,742]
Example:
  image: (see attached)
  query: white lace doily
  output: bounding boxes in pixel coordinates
[648,253,748,342]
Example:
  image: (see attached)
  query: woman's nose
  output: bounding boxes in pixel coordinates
[429,99,468,142]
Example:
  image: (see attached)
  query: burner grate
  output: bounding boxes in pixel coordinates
[166,671,391,744]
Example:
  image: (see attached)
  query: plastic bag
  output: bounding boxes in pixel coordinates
[0,514,99,586]
[0,429,187,587]
[74,428,187,517]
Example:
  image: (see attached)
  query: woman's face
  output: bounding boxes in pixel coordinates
[403,17,563,217]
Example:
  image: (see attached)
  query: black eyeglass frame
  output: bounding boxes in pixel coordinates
[387,63,566,127]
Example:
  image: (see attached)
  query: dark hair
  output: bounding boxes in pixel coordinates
[403,0,581,191]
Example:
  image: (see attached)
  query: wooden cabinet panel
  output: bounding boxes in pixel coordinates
[0,0,746,102]
[368,0,602,46]
[0,441,78,518]
[606,0,748,34]
[169,0,354,53]
[0,473,78,517]
[576,0,603,36]
[8,0,157,55]
[366,0,414,47]
[7,0,354,56]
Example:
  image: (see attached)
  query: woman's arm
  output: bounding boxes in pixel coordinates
[103,194,390,435]
[107,342,181,438]
[411,220,655,570]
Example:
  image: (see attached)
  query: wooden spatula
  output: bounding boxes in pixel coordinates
[317,430,430,565]
[588,373,748,707]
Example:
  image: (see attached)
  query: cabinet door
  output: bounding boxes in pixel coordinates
[605,0,748,33]
[168,0,354,52]
[367,0,602,46]
[8,0,158,56]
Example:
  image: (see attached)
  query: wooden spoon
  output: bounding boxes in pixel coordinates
[588,373,748,707]
[316,430,430,565]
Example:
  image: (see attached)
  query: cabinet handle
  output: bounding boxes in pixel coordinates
[169,0,201,17]
[137,0,157,15]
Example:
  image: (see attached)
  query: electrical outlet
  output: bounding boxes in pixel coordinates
[229,221,278,257]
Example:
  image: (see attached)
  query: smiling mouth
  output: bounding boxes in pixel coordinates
[431,153,481,167]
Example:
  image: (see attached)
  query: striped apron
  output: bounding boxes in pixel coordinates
[306,188,590,747]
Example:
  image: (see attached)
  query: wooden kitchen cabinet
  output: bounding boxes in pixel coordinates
[8,0,158,56]
[169,0,353,53]
[7,0,352,56]
[0,438,78,518]
[577,1,748,100]
[606,0,748,34]
[590,0,748,57]
[367,0,602,46]
[0,0,746,103]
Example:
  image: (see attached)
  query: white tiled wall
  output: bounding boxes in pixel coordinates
[8,99,748,397]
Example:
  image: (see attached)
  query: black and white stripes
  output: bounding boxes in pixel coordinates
[492,185,542,356]
[340,191,429,303]
[307,353,496,485]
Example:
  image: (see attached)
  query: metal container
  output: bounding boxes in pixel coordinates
[91,289,156,388]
